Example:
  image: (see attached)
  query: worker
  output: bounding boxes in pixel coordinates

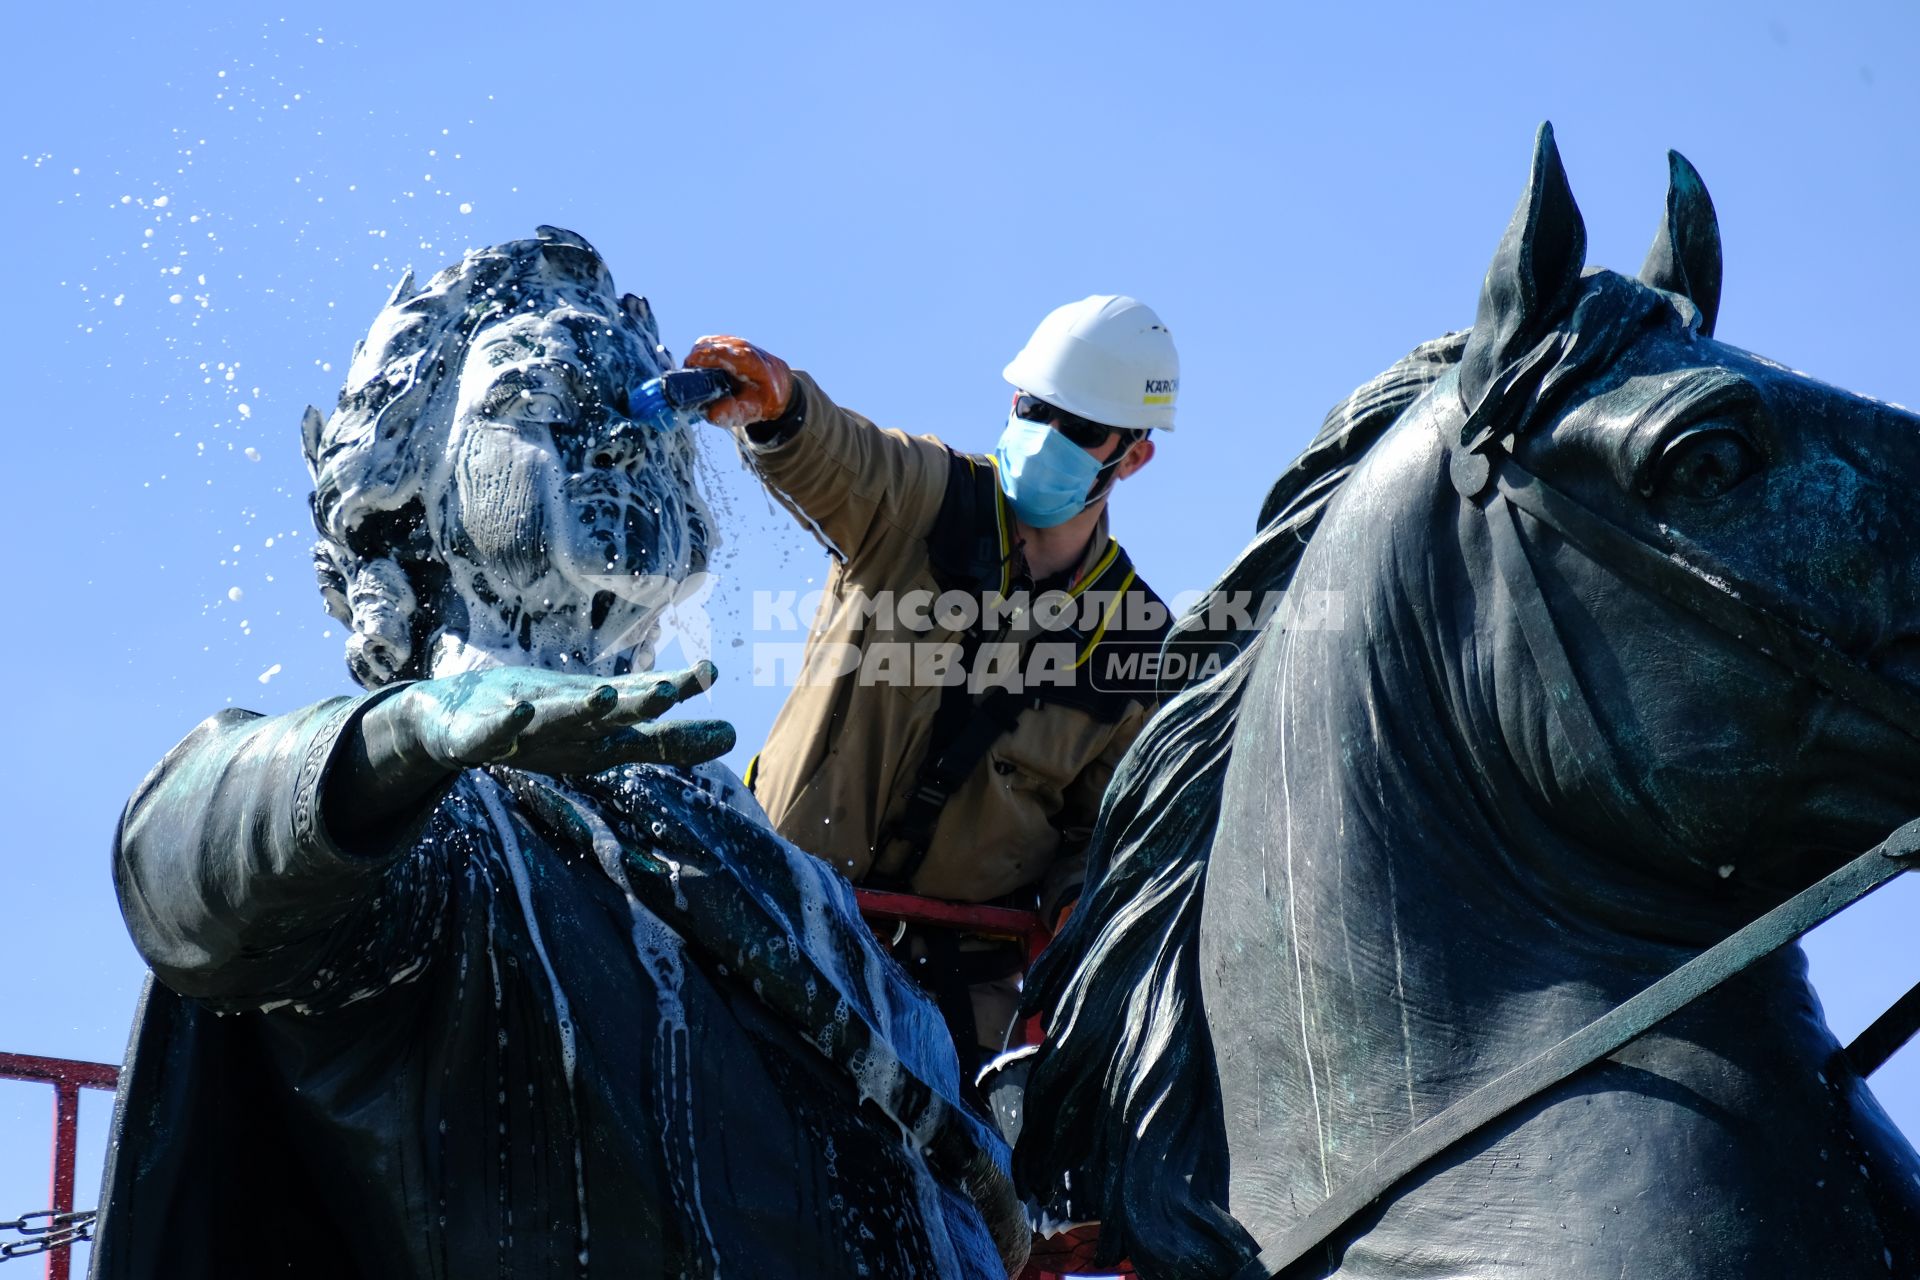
[686,296,1177,1077]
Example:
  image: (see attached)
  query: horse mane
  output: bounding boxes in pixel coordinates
[1015,330,1469,1277]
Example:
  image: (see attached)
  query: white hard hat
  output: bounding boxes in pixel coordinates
[1002,295,1179,431]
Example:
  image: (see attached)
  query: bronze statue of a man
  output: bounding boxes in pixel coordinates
[91,227,1025,1279]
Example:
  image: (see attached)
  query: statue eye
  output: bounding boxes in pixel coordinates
[1654,427,1759,501]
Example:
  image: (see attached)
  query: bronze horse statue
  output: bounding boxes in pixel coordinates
[1015,126,1920,1278]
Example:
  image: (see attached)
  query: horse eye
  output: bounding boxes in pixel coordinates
[1655,428,1758,501]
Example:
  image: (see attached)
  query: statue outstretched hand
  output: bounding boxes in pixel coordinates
[325,662,735,850]
[390,662,731,772]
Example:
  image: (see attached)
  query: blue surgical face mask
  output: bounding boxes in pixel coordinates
[994,411,1104,528]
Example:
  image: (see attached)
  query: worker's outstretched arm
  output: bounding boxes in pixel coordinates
[688,336,949,565]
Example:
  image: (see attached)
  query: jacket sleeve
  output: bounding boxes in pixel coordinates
[1038,698,1157,924]
[732,371,951,566]
[113,690,445,1012]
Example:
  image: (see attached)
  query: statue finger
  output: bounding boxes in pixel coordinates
[447,700,536,766]
[593,717,736,768]
[528,683,620,736]
[606,661,719,725]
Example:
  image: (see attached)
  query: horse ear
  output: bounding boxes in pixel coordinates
[1460,122,1588,413]
[1639,149,1722,337]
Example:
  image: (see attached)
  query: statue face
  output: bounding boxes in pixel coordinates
[437,304,702,672]
[306,230,714,687]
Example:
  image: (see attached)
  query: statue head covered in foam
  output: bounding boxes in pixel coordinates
[303,225,715,687]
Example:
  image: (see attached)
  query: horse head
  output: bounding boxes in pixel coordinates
[1350,123,1920,915]
[1018,124,1920,1279]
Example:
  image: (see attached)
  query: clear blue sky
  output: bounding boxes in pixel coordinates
[3,1,1917,1260]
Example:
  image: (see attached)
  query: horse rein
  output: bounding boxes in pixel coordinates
[1494,464,1920,744]
[1233,815,1920,1280]
[1233,454,1920,1280]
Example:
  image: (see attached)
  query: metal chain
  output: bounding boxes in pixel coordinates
[0,1209,96,1261]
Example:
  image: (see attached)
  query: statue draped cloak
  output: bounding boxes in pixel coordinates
[90,691,1015,1279]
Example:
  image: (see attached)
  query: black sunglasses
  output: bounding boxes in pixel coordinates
[1013,393,1120,450]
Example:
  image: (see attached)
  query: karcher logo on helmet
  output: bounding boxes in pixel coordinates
[1142,376,1178,407]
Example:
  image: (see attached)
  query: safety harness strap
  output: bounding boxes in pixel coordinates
[877,680,1036,887]
[876,548,1149,884]
[1497,468,1920,742]
[875,450,1160,887]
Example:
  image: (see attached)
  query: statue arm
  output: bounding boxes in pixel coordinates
[113,689,442,1008]
[115,665,734,1009]
[733,371,951,566]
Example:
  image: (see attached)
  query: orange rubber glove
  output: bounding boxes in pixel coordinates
[1028,1222,1132,1274]
[685,336,794,429]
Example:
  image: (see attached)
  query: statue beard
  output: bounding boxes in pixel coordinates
[453,428,553,595]
[441,422,703,671]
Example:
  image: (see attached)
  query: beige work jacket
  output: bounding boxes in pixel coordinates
[735,373,1162,911]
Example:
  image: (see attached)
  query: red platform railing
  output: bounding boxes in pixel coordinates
[855,888,1055,1045]
[0,1051,120,1280]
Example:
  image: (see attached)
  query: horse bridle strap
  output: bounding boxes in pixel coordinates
[1234,816,1920,1280]
[1493,465,1920,743]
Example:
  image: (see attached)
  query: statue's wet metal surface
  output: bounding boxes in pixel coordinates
[92,228,1022,1279]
